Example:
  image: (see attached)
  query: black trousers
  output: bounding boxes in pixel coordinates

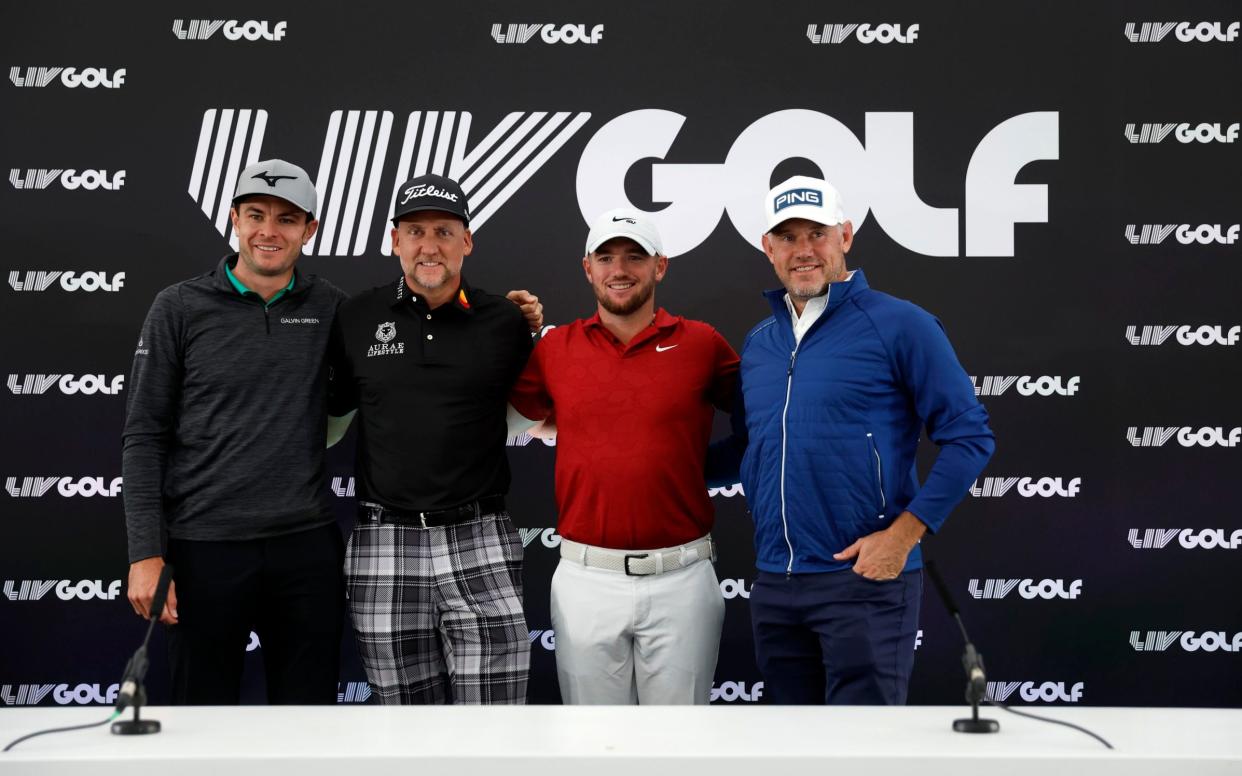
[165,522,345,704]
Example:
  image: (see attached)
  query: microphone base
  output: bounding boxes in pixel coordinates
[953,717,1000,734]
[111,719,161,735]
[111,703,161,736]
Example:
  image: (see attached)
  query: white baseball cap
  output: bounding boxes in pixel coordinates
[585,208,664,256]
[764,175,846,232]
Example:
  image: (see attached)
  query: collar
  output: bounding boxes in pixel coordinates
[216,254,302,304]
[583,307,680,352]
[764,268,868,320]
[782,269,854,320]
[391,275,475,314]
[224,258,295,301]
[583,307,679,332]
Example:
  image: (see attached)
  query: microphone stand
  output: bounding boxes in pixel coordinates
[112,648,158,735]
[112,564,173,735]
[952,635,998,733]
[926,561,999,734]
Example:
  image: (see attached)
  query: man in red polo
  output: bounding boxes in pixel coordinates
[509,209,739,704]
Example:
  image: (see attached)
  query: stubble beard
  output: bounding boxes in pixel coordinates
[408,263,454,292]
[596,280,653,317]
[785,262,847,301]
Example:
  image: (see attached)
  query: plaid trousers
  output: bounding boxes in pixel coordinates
[344,506,530,704]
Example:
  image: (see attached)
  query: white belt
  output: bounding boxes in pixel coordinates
[560,536,715,576]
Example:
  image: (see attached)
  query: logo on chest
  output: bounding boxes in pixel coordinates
[367,321,405,357]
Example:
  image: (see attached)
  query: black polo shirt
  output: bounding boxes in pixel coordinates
[328,276,532,512]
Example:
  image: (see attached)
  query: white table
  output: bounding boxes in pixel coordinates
[1,706,1239,775]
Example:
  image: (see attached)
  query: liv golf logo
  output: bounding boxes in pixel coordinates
[986,681,1083,703]
[1131,631,1242,652]
[9,67,125,89]
[1,684,119,706]
[4,580,122,601]
[490,24,604,44]
[806,24,919,44]
[6,477,122,498]
[1124,22,1239,43]
[971,376,1079,397]
[528,630,556,651]
[7,375,124,395]
[711,682,764,703]
[10,169,125,190]
[970,477,1080,498]
[968,579,1082,600]
[190,108,1057,259]
[1126,325,1239,346]
[173,20,287,41]
[1125,123,1239,144]
[1128,528,1242,550]
[1125,224,1239,245]
[1127,427,1240,448]
[518,528,561,549]
[8,271,125,293]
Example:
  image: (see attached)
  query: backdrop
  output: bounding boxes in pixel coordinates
[2,1,1240,709]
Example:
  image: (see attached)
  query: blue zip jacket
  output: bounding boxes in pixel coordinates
[712,270,994,574]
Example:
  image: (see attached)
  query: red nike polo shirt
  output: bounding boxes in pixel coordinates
[509,308,739,550]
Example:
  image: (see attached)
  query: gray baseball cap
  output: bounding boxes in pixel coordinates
[232,159,318,219]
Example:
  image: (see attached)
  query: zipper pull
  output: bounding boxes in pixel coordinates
[787,350,797,377]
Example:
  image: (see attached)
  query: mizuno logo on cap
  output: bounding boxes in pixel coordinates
[252,171,296,187]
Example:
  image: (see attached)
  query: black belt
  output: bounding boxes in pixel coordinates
[357,496,506,528]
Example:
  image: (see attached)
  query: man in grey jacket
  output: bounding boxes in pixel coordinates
[123,159,347,704]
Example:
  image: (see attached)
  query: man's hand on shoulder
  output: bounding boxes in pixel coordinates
[127,556,178,624]
[833,511,927,581]
[506,290,544,333]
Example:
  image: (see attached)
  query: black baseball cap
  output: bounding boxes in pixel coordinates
[391,174,471,227]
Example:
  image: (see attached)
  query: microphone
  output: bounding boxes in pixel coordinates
[925,560,999,733]
[112,563,172,735]
[147,563,174,627]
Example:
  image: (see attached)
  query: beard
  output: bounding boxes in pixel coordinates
[781,260,847,301]
[408,261,455,291]
[595,279,654,316]
[785,277,830,301]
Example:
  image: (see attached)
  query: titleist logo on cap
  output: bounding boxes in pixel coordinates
[400,184,459,205]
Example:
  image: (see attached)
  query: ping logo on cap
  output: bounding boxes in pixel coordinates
[774,188,823,213]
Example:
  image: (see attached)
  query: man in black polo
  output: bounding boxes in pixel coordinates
[124,159,346,704]
[328,174,533,704]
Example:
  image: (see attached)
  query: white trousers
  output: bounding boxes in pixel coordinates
[550,553,725,704]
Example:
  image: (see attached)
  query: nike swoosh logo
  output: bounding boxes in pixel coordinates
[612,216,636,224]
[655,344,678,352]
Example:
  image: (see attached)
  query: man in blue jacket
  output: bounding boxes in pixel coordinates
[715,175,994,704]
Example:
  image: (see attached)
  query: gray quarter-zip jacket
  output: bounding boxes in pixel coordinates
[122,255,346,562]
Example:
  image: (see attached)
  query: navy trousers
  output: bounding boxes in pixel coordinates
[750,569,921,705]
